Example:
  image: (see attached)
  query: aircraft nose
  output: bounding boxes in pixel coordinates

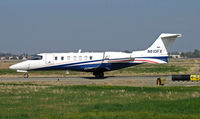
[9,64,18,70]
[9,62,29,70]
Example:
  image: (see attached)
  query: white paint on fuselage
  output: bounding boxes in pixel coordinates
[10,52,132,71]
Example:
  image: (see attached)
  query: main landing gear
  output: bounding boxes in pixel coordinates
[93,71,104,79]
[24,73,29,78]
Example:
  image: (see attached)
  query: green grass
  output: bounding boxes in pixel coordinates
[118,64,188,73]
[0,69,17,75]
[0,84,199,119]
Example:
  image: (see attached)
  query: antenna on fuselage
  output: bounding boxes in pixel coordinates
[78,49,82,53]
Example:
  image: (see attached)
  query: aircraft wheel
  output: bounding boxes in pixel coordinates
[93,71,104,79]
[24,73,29,78]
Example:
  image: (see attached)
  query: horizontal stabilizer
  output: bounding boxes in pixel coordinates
[161,34,182,39]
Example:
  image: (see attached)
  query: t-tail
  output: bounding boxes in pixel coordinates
[132,33,182,64]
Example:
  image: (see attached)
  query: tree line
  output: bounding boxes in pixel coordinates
[180,49,200,58]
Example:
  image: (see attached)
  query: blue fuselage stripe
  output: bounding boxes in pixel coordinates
[33,56,168,71]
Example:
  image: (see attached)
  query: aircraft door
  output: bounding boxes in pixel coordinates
[104,53,110,63]
[103,52,111,70]
[45,54,54,64]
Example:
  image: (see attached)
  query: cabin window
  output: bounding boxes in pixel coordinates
[73,56,77,61]
[61,56,64,60]
[55,56,58,61]
[67,56,70,61]
[79,56,82,61]
[84,56,87,60]
[90,56,93,60]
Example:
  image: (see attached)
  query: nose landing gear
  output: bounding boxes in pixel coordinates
[24,73,29,78]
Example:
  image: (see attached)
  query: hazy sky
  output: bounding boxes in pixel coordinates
[0,0,200,54]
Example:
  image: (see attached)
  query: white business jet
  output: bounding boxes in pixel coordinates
[10,33,181,78]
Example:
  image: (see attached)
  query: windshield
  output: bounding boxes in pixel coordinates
[29,55,43,60]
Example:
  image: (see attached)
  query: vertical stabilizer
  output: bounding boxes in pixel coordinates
[147,33,182,56]
[132,33,181,64]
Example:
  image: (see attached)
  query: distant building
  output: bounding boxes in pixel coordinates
[8,56,13,60]
[170,54,182,59]
[0,53,29,60]
[0,57,6,60]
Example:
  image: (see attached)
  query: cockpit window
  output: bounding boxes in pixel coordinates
[90,56,93,60]
[29,55,43,60]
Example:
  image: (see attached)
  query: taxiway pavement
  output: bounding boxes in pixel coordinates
[0,76,200,87]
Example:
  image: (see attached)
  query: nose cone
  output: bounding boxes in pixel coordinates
[9,65,17,70]
[9,62,29,70]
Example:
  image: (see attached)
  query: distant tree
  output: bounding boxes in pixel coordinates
[180,52,185,57]
[193,49,200,58]
[181,49,200,58]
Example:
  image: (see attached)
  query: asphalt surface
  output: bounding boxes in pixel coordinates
[0,76,200,87]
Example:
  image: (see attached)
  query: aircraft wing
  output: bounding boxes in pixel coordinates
[108,58,135,63]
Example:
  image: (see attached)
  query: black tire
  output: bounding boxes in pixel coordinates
[93,71,104,79]
[24,73,29,78]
